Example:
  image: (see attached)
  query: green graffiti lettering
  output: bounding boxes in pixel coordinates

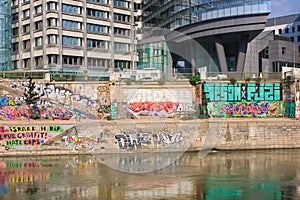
[48,126,64,132]
[5,140,23,146]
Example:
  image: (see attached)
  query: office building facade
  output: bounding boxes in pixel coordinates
[0,0,11,71]
[11,0,141,73]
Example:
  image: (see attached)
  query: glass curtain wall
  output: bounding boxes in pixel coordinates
[0,0,11,71]
[198,0,271,22]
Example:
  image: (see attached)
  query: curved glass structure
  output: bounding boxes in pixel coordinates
[0,0,11,71]
[198,0,271,21]
[198,0,271,22]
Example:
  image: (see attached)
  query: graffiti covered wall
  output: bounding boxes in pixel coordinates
[120,87,197,118]
[0,125,74,149]
[203,83,283,117]
[0,81,111,120]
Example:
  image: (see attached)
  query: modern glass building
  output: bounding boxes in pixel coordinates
[198,0,271,22]
[140,0,272,76]
[0,0,11,71]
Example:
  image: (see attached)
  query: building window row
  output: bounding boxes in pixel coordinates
[35,21,43,31]
[12,13,18,22]
[35,56,43,66]
[87,39,109,49]
[12,42,19,52]
[114,42,130,51]
[12,28,18,37]
[23,24,30,34]
[87,0,108,5]
[48,54,58,64]
[63,20,82,30]
[87,23,108,34]
[48,2,58,11]
[115,60,130,70]
[23,40,30,49]
[114,27,130,37]
[47,34,58,44]
[87,58,109,68]
[114,13,130,23]
[12,0,18,7]
[62,36,82,47]
[22,0,30,4]
[87,8,108,19]
[114,0,129,9]
[63,56,83,66]
[23,9,30,19]
[24,58,30,68]
[35,5,42,15]
[48,18,58,27]
[35,37,43,47]
[62,4,82,15]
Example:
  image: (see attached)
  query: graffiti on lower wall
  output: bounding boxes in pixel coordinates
[207,101,283,117]
[62,134,105,151]
[0,125,73,149]
[114,131,183,150]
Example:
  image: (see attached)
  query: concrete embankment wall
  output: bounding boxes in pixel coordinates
[1,119,300,157]
[195,119,300,150]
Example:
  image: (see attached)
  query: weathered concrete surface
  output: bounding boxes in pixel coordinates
[1,118,300,156]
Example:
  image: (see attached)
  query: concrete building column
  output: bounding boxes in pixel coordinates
[214,36,227,72]
[236,34,248,73]
[190,42,196,76]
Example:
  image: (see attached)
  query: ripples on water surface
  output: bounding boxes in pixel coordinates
[0,149,300,200]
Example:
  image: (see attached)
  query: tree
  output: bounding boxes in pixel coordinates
[189,75,200,86]
[24,78,40,119]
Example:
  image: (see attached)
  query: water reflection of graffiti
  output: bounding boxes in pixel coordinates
[207,102,283,117]
[285,102,295,118]
[114,131,183,149]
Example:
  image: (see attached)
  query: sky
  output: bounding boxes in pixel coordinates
[269,0,300,18]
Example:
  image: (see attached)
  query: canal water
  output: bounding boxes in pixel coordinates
[0,149,300,200]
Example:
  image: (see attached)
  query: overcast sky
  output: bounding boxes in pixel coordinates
[268,0,300,18]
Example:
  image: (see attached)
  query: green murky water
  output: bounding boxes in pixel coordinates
[0,149,300,200]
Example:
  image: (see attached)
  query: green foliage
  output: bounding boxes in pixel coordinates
[157,78,166,85]
[189,75,200,86]
[245,77,250,82]
[255,77,262,83]
[124,78,132,85]
[230,77,237,84]
[104,116,112,120]
[24,78,40,106]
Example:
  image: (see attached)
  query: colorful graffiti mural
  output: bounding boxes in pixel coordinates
[204,83,281,102]
[0,125,73,149]
[203,83,283,118]
[0,82,111,120]
[62,135,103,151]
[207,102,283,117]
[127,101,197,117]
